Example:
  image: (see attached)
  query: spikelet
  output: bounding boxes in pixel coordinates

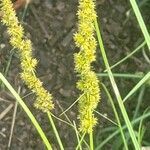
[0,0,54,112]
[74,0,100,133]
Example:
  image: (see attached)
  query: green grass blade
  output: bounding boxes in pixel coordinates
[138,107,150,146]
[106,41,146,71]
[73,121,82,150]
[89,131,94,150]
[129,0,150,50]
[123,72,150,102]
[47,112,64,150]
[76,133,86,150]
[101,83,128,150]
[97,73,144,79]
[95,110,118,126]
[94,19,140,150]
[95,111,150,149]
[0,73,52,150]
[133,86,145,119]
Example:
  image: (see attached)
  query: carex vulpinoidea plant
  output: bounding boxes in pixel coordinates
[74,0,100,134]
[0,0,147,149]
[0,0,54,112]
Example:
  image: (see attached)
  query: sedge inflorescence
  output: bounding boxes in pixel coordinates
[74,0,100,133]
[0,0,54,112]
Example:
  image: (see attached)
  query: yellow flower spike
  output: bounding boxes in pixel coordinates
[74,0,100,133]
[0,0,54,112]
[74,52,91,73]
[74,33,85,47]
[21,58,37,72]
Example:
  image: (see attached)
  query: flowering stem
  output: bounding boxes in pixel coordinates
[47,112,64,150]
[89,131,94,150]
[74,0,100,134]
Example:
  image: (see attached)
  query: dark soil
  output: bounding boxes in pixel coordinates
[0,0,150,149]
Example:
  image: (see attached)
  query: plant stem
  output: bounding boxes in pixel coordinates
[94,19,140,150]
[129,0,150,50]
[89,131,94,150]
[133,86,145,119]
[102,83,128,150]
[47,112,64,150]
[76,133,86,150]
[95,111,150,150]
[105,41,146,71]
[0,73,52,150]
[73,121,82,150]
[123,72,150,103]
[97,73,144,79]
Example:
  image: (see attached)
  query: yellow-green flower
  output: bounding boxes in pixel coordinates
[0,0,54,112]
[74,0,100,133]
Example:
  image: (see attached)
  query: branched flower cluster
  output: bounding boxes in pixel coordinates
[74,0,100,133]
[0,0,54,112]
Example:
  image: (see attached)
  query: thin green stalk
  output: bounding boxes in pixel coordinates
[52,109,89,149]
[123,72,150,103]
[58,103,89,149]
[58,102,90,148]
[95,111,150,149]
[51,113,73,127]
[95,110,118,126]
[133,86,145,119]
[0,73,52,150]
[105,41,146,71]
[76,133,86,150]
[59,93,84,116]
[101,83,128,150]
[73,121,82,150]
[129,0,150,50]
[47,112,64,150]
[89,131,94,150]
[94,19,140,150]
[4,49,15,77]
[97,73,144,79]
[1,50,14,89]
[137,107,150,147]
